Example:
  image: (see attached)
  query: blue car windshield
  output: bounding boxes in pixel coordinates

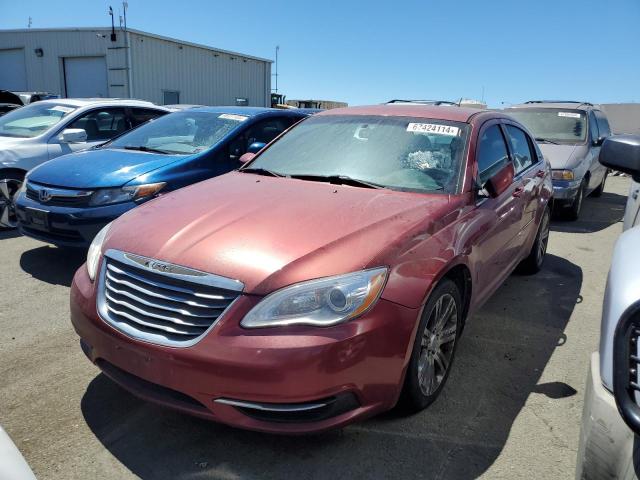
[109,111,249,154]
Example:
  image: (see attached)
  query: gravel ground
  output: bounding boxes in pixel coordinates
[0,176,629,479]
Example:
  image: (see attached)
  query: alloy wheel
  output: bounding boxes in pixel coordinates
[536,211,550,268]
[417,293,458,396]
[0,178,22,228]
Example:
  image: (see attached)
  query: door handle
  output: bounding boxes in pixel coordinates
[535,169,545,178]
[512,187,525,198]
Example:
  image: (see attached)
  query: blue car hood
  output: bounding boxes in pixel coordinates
[28,148,187,188]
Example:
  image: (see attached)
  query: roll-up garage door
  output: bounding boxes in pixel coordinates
[64,56,108,98]
[0,49,27,91]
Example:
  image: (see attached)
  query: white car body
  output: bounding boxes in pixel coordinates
[623,179,640,230]
[0,425,35,480]
[0,98,168,174]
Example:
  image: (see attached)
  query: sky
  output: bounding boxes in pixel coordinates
[2,0,639,107]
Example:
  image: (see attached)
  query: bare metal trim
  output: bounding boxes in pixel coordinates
[214,398,328,412]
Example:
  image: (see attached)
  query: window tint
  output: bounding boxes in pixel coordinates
[245,118,292,147]
[589,111,599,142]
[505,125,535,174]
[594,110,611,138]
[68,108,128,141]
[477,124,510,183]
[130,108,166,127]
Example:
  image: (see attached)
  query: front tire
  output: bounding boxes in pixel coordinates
[564,179,585,221]
[0,171,24,229]
[399,279,462,412]
[591,170,608,198]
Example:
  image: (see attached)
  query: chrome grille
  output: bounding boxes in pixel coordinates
[26,182,93,207]
[98,249,243,346]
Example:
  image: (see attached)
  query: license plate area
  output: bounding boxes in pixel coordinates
[25,207,50,228]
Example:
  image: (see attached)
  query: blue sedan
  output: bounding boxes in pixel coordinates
[15,107,308,247]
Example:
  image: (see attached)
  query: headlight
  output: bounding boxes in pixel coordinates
[551,169,574,181]
[241,267,388,328]
[87,222,112,281]
[89,182,166,206]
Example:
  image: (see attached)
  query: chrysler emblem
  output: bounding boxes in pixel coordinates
[146,260,172,273]
[38,189,52,203]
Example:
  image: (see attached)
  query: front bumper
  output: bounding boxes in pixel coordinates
[70,265,420,434]
[15,193,136,247]
[552,179,582,202]
[575,352,638,479]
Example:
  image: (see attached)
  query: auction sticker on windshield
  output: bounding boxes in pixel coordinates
[558,112,581,118]
[407,123,460,136]
[219,114,248,122]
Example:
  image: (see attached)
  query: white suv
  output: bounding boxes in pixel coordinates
[0,98,168,227]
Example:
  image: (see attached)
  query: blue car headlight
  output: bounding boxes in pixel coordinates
[89,182,166,206]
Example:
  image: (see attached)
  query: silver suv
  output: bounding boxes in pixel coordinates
[506,101,611,220]
[0,98,169,228]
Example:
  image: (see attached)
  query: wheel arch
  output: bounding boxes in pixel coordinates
[0,167,28,179]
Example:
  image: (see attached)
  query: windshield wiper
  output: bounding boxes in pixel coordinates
[535,137,560,145]
[240,167,285,178]
[123,145,170,154]
[289,174,386,189]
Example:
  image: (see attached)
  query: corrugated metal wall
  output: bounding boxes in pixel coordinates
[129,31,271,107]
[0,29,116,96]
[599,104,640,135]
[0,29,271,107]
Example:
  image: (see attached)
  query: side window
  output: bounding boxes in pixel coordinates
[245,118,291,148]
[477,124,510,184]
[594,110,611,138]
[505,125,535,174]
[130,108,167,127]
[68,108,129,141]
[589,111,600,143]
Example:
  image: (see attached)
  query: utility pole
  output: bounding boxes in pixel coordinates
[273,45,279,93]
[28,17,32,28]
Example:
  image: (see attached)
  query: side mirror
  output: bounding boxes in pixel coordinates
[599,135,640,181]
[238,152,256,164]
[593,135,606,147]
[59,128,87,144]
[247,142,266,154]
[484,162,515,198]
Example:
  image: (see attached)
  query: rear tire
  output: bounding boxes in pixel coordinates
[399,279,462,413]
[518,207,550,275]
[0,171,24,230]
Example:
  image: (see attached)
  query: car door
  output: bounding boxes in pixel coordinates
[472,121,527,303]
[592,109,611,188]
[503,123,543,243]
[47,107,128,159]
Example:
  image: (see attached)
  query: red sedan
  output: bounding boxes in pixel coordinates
[70,105,552,434]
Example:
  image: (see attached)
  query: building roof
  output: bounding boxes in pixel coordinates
[318,104,482,123]
[0,27,272,63]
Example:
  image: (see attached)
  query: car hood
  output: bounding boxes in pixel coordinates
[106,172,453,295]
[28,148,187,188]
[538,143,582,170]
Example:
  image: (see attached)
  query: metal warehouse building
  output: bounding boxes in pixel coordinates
[0,27,272,107]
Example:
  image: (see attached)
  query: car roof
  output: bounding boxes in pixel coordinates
[316,104,483,123]
[187,106,308,117]
[33,98,165,109]
[508,101,596,111]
